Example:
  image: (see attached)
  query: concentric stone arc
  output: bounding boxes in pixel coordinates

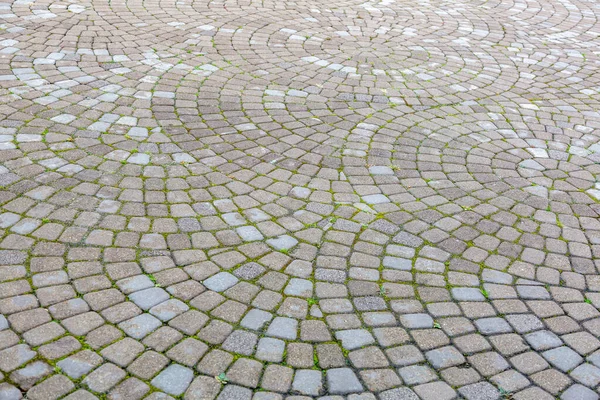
[1,0,600,399]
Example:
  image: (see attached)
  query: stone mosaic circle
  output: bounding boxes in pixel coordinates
[1,0,600,398]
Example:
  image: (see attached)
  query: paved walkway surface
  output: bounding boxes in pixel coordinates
[1,0,600,398]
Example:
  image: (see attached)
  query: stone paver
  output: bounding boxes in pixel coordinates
[1,0,600,397]
[151,364,194,396]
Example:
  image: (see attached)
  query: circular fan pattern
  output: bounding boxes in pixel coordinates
[0,0,600,398]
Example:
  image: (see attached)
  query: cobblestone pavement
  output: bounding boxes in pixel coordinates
[0,0,600,398]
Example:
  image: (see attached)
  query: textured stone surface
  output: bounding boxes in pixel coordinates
[1,0,600,397]
[326,368,364,394]
[150,364,194,396]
